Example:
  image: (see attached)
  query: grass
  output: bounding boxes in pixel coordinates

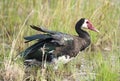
[0,0,120,81]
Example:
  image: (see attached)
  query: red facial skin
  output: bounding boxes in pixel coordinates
[87,21,99,32]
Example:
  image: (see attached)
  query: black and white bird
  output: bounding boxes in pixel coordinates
[21,18,99,69]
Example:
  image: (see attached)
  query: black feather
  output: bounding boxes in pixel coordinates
[23,38,52,57]
[30,25,59,34]
[24,34,51,43]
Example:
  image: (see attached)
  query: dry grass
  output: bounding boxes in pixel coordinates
[0,0,120,81]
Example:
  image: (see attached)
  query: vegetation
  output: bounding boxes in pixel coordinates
[0,0,120,81]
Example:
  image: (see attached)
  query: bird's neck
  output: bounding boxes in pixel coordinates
[75,25,91,51]
[75,25,91,43]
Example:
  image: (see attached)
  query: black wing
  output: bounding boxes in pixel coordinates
[24,34,51,43]
[22,25,74,59]
[22,38,52,58]
[30,25,60,34]
[29,25,74,45]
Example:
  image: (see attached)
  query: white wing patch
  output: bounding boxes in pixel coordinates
[48,50,54,53]
[52,55,74,70]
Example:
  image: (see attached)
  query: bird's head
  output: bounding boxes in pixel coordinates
[77,18,99,32]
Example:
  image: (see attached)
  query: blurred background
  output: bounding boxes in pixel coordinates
[0,0,120,81]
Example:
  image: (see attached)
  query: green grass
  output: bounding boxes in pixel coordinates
[0,0,120,81]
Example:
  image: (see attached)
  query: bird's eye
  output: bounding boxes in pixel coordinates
[86,21,89,23]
